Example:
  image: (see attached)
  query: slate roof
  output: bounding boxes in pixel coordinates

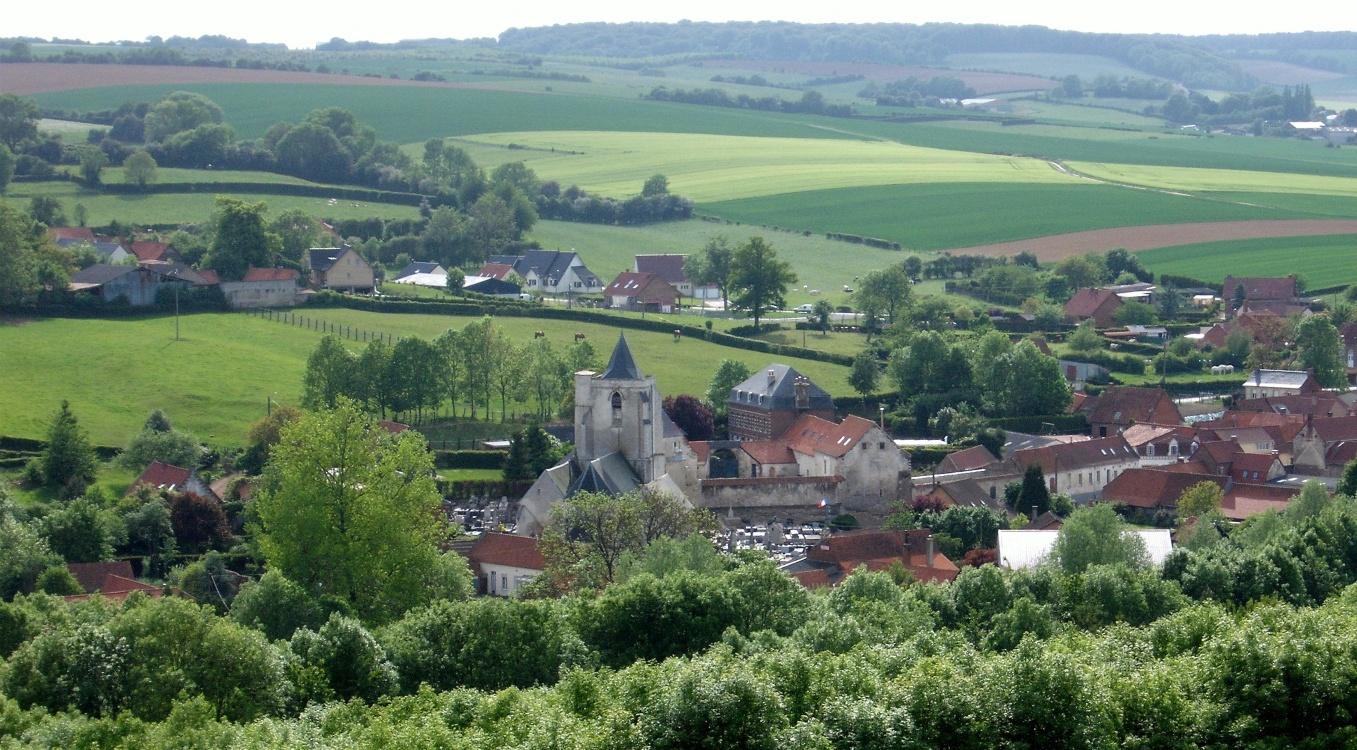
[1223,276,1297,302]
[70,263,137,286]
[468,532,546,571]
[307,248,345,271]
[464,277,521,296]
[569,452,641,495]
[394,261,444,279]
[1245,369,1317,392]
[496,250,599,286]
[634,254,688,285]
[1009,435,1138,474]
[600,334,641,380]
[727,364,834,413]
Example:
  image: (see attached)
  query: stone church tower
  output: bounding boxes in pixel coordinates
[574,334,669,483]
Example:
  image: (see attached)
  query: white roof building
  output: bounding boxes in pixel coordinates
[997,528,1174,569]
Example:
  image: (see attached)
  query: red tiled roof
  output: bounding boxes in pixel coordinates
[688,441,712,463]
[1079,386,1182,427]
[67,561,135,594]
[1010,435,1138,475]
[196,269,220,285]
[1235,394,1352,418]
[937,445,999,473]
[242,267,299,282]
[1223,276,1297,303]
[805,529,959,583]
[1327,440,1357,467]
[379,420,411,434]
[478,262,515,280]
[128,241,171,262]
[1101,468,1224,509]
[790,569,831,588]
[603,271,677,304]
[1064,287,1120,320]
[126,461,191,496]
[467,533,546,571]
[1239,300,1311,318]
[1307,416,1357,443]
[48,227,96,242]
[1220,483,1299,520]
[742,440,797,465]
[1230,452,1282,483]
[785,414,876,458]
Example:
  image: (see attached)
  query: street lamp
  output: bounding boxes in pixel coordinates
[878,404,885,430]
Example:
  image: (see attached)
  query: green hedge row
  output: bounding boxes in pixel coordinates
[313,295,855,367]
[433,450,507,470]
[94,181,429,206]
[986,413,1089,435]
[0,435,120,459]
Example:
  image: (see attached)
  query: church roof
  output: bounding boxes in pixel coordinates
[569,452,641,495]
[600,334,642,380]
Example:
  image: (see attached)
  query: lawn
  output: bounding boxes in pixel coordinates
[449,130,1077,202]
[702,182,1310,251]
[1138,234,1357,287]
[527,218,919,308]
[0,310,853,445]
[0,181,419,225]
[31,84,859,143]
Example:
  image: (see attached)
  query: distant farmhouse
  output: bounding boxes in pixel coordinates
[306,247,374,293]
[487,250,603,296]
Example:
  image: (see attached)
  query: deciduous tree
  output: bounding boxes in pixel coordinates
[729,237,796,329]
[123,149,158,188]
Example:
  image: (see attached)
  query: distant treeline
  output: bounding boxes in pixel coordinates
[645,86,853,116]
[497,22,1256,90]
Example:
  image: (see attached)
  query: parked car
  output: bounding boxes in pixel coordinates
[793,303,814,313]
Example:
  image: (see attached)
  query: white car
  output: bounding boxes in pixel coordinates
[793,303,815,314]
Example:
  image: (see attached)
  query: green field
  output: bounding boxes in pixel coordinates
[1070,161,1357,198]
[527,219,910,307]
[451,130,1074,202]
[702,182,1312,251]
[0,311,852,445]
[0,181,419,225]
[1138,235,1357,286]
[944,53,1155,80]
[87,167,328,186]
[31,84,857,143]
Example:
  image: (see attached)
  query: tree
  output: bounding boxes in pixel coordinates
[685,236,735,311]
[122,496,177,578]
[0,143,14,193]
[1340,459,1357,497]
[488,334,527,421]
[1295,315,1347,388]
[466,193,520,256]
[849,350,879,403]
[420,206,472,269]
[642,173,669,197]
[706,359,752,414]
[988,341,1071,417]
[38,401,98,496]
[812,299,834,334]
[730,237,796,329]
[854,266,911,325]
[123,149,158,188]
[41,495,119,562]
[288,614,398,703]
[445,266,464,294]
[229,570,326,641]
[274,121,353,182]
[35,566,83,595]
[503,422,558,481]
[27,195,64,227]
[1114,301,1157,325]
[268,209,320,263]
[0,511,58,599]
[203,198,272,280]
[1158,282,1181,320]
[1050,503,1149,574]
[541,489,711,588]
[119,415,200,471]
[144,91,224,142]
[0,95,39,150]
[254,400,453,622]
[301,335,356,410]
[1067,321,1102,353]
[169,493,231,553]
[78,148,108,186]
[663,395,715,440]
[1015,464,1052,517]
[1176,481,1223,519]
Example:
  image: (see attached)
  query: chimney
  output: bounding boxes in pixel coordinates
[767,368,776,388]
[794,376,809,411]
[926,534,936,568]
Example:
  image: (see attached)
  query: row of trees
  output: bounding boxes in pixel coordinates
[301,320,599,422]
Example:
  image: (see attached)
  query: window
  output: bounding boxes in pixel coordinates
[879,442,886,449]
[611,392,622,425]
[501,574,508,592]
[1147,444,1155,457]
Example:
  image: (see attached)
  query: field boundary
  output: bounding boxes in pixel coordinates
[946,220,1357,260]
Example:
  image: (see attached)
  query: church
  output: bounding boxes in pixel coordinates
[515,334,908,534]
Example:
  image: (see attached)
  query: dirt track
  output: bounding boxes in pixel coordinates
[0,63,501,96]
[946,220,1357,261]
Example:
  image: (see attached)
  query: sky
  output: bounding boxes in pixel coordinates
[9,1,1357,49]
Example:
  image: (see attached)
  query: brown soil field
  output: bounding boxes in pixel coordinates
[0,63,502,96]
[704,59,1052,94]
[949,219,1357,261]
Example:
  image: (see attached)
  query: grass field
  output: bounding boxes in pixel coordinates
[85,167,328,186]
[702,182,1312,251]
[449,130,1076,202]
[0,181,419,225]
[528,218,913,307]
[943,53,1156,80]
[0,311,852,445]
[1069,161,1357,198]
[1138,234,1357,286]
[31,84,859,143]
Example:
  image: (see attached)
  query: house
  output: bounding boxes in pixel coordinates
[488,250,603,296]
[936,445,1001,474]
[393,261,445,280]
[467,532,546,597]
[1234,394,1357,419]
[69,263,199,306]
[1243,369,1320,400]
[1078,385,1185,437]
[128,241,178,264]
[47,227,96,245]
[1058,359,1110,390]
[1229,452,1286,484]
[603,271,679,313]
[125,461,213,498]
[306,248,374,293]
[477,262,516,280]
[64,561,163,603]
[918,477,1005,511]
[219,267,299,309]
[1006,435,1140,501]
[1102,467,1226,512]
[727,365,836,441]
[1293,415,1357,474]
[1064,288,1123,327]
[998,528,1173,569]
[463,276,522,297]
[1121,423,1199,464]
[1222,276,1301,317]
[634,254,719,299]
[779,529,959,587]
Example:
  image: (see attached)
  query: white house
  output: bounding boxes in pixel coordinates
[489,250,603,296]
[467,532,546,597]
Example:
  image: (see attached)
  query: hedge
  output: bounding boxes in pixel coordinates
[1062,350,1147,374]
[313,295,855,366]
[93,181,429,206]
[985,413,1089,435]
[433,450,507,470]
[908,445,964,469]
[0,435,120,459]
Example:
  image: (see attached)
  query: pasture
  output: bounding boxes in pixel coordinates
[453,130,1077,202]
[0,181,419,225]
[0,310,852,445]
[701,182,1309,252]
[1138,234,1357,287]
[1068,161,1357,198]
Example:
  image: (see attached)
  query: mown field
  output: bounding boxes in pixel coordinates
[0,181,419,225]
[452,130,1076,202]
[31,84,855,143]
[702,182,1313,251]
[1138,234,1357,286]
[0,310,852,445]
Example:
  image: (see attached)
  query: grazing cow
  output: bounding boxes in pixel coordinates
[534,330,545,339]
[574,332,586,342]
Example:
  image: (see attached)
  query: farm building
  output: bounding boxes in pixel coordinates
[1064,288,1122,327]
[220,267,300,309]
[463,276,522,297]
[306,248,374,293]
[1077,386,1185,437]
[68,263,201,306]
[603,271,679,312]
[1243,369,1320,400]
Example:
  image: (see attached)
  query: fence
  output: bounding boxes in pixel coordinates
[245,306,399,345]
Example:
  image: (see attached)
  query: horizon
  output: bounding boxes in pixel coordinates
[9,4,1357,51]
